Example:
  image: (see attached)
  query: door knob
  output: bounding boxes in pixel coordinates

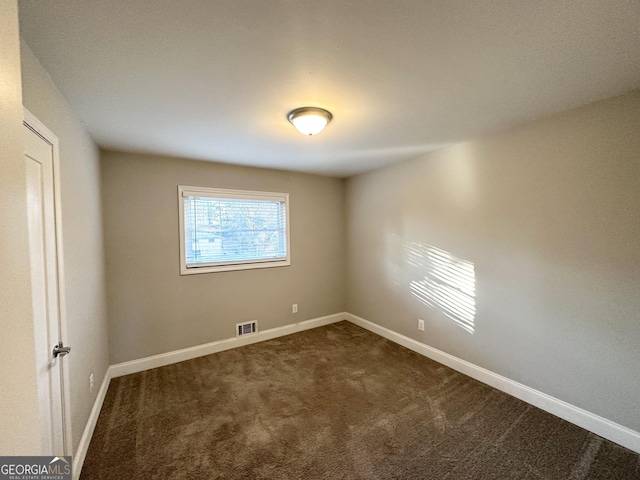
[53,342,71,358]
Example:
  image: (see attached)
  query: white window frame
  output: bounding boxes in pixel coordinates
[178,185,291,275]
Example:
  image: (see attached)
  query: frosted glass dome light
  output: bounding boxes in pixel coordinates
[287,107,333,136]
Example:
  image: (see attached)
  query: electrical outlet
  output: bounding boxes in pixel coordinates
[418,319,425,331]
[292,304,298,314]
[89,372,94,393]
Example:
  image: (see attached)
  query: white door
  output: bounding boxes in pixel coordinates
[23,111,70,455]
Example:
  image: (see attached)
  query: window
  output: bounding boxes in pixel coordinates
[178,186,290,274]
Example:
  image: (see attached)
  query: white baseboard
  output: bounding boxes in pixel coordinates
[110,312,347,378]
[345,313,640,454]
[73,366,112,480]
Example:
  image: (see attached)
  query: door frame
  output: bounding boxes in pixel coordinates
[24,108,73,455]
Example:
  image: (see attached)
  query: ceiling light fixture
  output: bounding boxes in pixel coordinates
[287,107,333,136]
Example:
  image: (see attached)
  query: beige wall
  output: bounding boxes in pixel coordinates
[346,90,640,432]
[0,0,41,454]
[20,42,110,456]
[102,151,345,364]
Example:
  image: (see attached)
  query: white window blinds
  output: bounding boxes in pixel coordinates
[179,187,290,274]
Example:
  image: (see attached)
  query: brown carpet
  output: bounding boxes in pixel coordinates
[81,321,640,479]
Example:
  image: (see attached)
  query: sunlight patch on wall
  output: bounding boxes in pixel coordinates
[406,242,476,334]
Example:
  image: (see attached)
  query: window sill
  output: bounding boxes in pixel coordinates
[180,259,291,275]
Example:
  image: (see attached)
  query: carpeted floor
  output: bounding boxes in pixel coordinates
[81,321,640,479]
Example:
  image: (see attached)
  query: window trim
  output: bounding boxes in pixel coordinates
[178,185,291,275]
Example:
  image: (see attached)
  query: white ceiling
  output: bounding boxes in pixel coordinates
[18,0,640,177]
